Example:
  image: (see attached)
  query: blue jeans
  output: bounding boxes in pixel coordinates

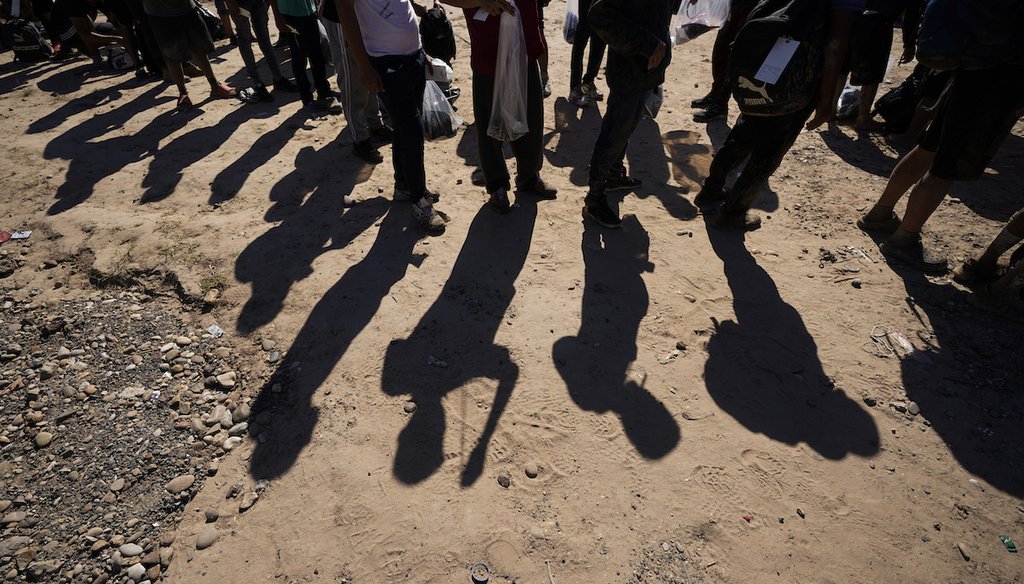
[588,87,648,196]
[370,50,427,202]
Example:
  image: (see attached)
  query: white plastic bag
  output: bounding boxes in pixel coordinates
[423,79,462,141]
[425,56,453,88]
[488,1,529,142]
[670,0,730,45]
[643,85,664,119]
[563,0,579,44]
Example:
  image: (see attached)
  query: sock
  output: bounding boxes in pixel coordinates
[888,227,920,246]
[988,228,1022,261]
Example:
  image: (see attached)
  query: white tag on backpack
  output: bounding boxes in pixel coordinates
[755,37,799,85]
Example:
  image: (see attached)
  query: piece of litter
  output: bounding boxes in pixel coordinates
[207,324,224,338]
[426,356,448,368]
[1000,535,1018,553]
[742,515,752,522]
[150,390,161,401]
[11,230,31,240]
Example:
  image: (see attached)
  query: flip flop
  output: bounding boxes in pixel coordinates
[210,84,236,99]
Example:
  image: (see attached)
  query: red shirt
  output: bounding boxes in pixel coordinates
[463,1,545,77]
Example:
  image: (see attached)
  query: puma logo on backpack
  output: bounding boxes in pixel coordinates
[729,0,826,116]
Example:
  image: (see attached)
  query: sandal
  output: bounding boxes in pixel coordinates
[857,209,902,234]
[879,238,948,275]
[210,84,236,99]
[952,259,1004,288]
[176,94,193,111]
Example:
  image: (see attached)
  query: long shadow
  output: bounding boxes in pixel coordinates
[819,128,898,178]
[553,215,681,459]
[209,108,307,205]
[44,83,185,215]
[702,222,880,459]
[381,200,541,486]
[686,122,780,213]
[247,206,425,480]
[236,138,376,333]
[139,104,254,203]
[628,118,697,221]
[544,96,603,187]
[28,77,148,135]
[892,270,1024,497]
[0,58,81,95]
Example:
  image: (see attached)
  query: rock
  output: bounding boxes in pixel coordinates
[175,336,192,346]
[126,562,146,581]
[159,343,176,353]
[223,436,242,450]
[907,401,920,416]
[34,431,54,448]
[267,351,280,364]
[204,509,219,523]
[89,540,109,554]
[239,491,258,512]
[524,463,539,479]
[403,401,417,414]
[0,536,30,557]
[216,372,237,389]
[796,508,806,519]
[261,340,276,351]
[862,397,877,407]
[141,549,160,566]
[891,401,907,413]
[110,478,126,492]
[159,547,174,568]
[1,512,26,525]
[851,279,862,289]
[165,474,196,494]
[497,474,511,489]
[231,404,250,423]
[228,422,248,436]
[196,527,218,550]
[118,543,144,557]
[956,542,971,561]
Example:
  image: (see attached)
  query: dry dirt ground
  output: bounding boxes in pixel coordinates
[2,3,1024,583]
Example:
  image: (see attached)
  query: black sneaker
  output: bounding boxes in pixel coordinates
[604,173,641,193]
[693,102,728,122]
[583,196,622,229]
[693,185,726,210]
[273,77,298,92]
[691,93,717,109]
[255,84,273,102]
[353,139,383,164]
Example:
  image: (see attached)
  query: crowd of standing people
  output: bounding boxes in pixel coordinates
[1,0,1023,317]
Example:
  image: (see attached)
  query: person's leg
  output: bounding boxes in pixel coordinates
[512,61,545,190]
[978,209,1024,267]
[372,52,428,200]
[190,50,231,93]
[165,58,187,95]
[250,0,283,80]
[294,15,331,99]
[584,88,646,227]
[473,73,513,210]
[872,147,936,209]
[581,32,605,86]
[717,109,808,223]
[854,83,881,129]
[568,7,590,89]
[283,14,312,104]
[230,11,262,85]
[694,114,758,207]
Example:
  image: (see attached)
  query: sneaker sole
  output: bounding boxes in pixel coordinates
[581,207,622,229]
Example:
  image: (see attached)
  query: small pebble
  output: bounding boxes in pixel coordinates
[524,463,539,479]
[497,474,511,489]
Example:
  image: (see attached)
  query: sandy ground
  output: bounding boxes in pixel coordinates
[2,3,1023,582]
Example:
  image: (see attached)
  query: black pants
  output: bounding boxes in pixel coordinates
[705,107,812,213]
[370,50,427,201]
[283,13,331,104]
[588,86,647,192]
[569,0,605,88]
[473,61,545,194]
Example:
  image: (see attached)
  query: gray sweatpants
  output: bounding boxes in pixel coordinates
[321,17,383,143]
[230,0,283,86]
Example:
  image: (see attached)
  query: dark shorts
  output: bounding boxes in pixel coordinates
[920,64,1024,181]
[847,11,893,86]
[149,10,213,60]
[917,68,952,100]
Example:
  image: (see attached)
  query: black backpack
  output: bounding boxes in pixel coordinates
[872,67,928,134]
[917,0,1024,71]
[1,18,53,62]
[193,0,226,41]
[729,0,828,116]
[419,3,456,65]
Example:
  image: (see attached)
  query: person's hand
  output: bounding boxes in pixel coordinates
[805,105,836,131]
[899,46,916,65]
[479,0,515,16]
[647,40,666,71]
[358,62,383,93]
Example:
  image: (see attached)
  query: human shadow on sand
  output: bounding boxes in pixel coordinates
[889,268,1024,497]
[381,199,543,487]
[702,222,880,459]
[553,215,681,460]
[247,206,425,480]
